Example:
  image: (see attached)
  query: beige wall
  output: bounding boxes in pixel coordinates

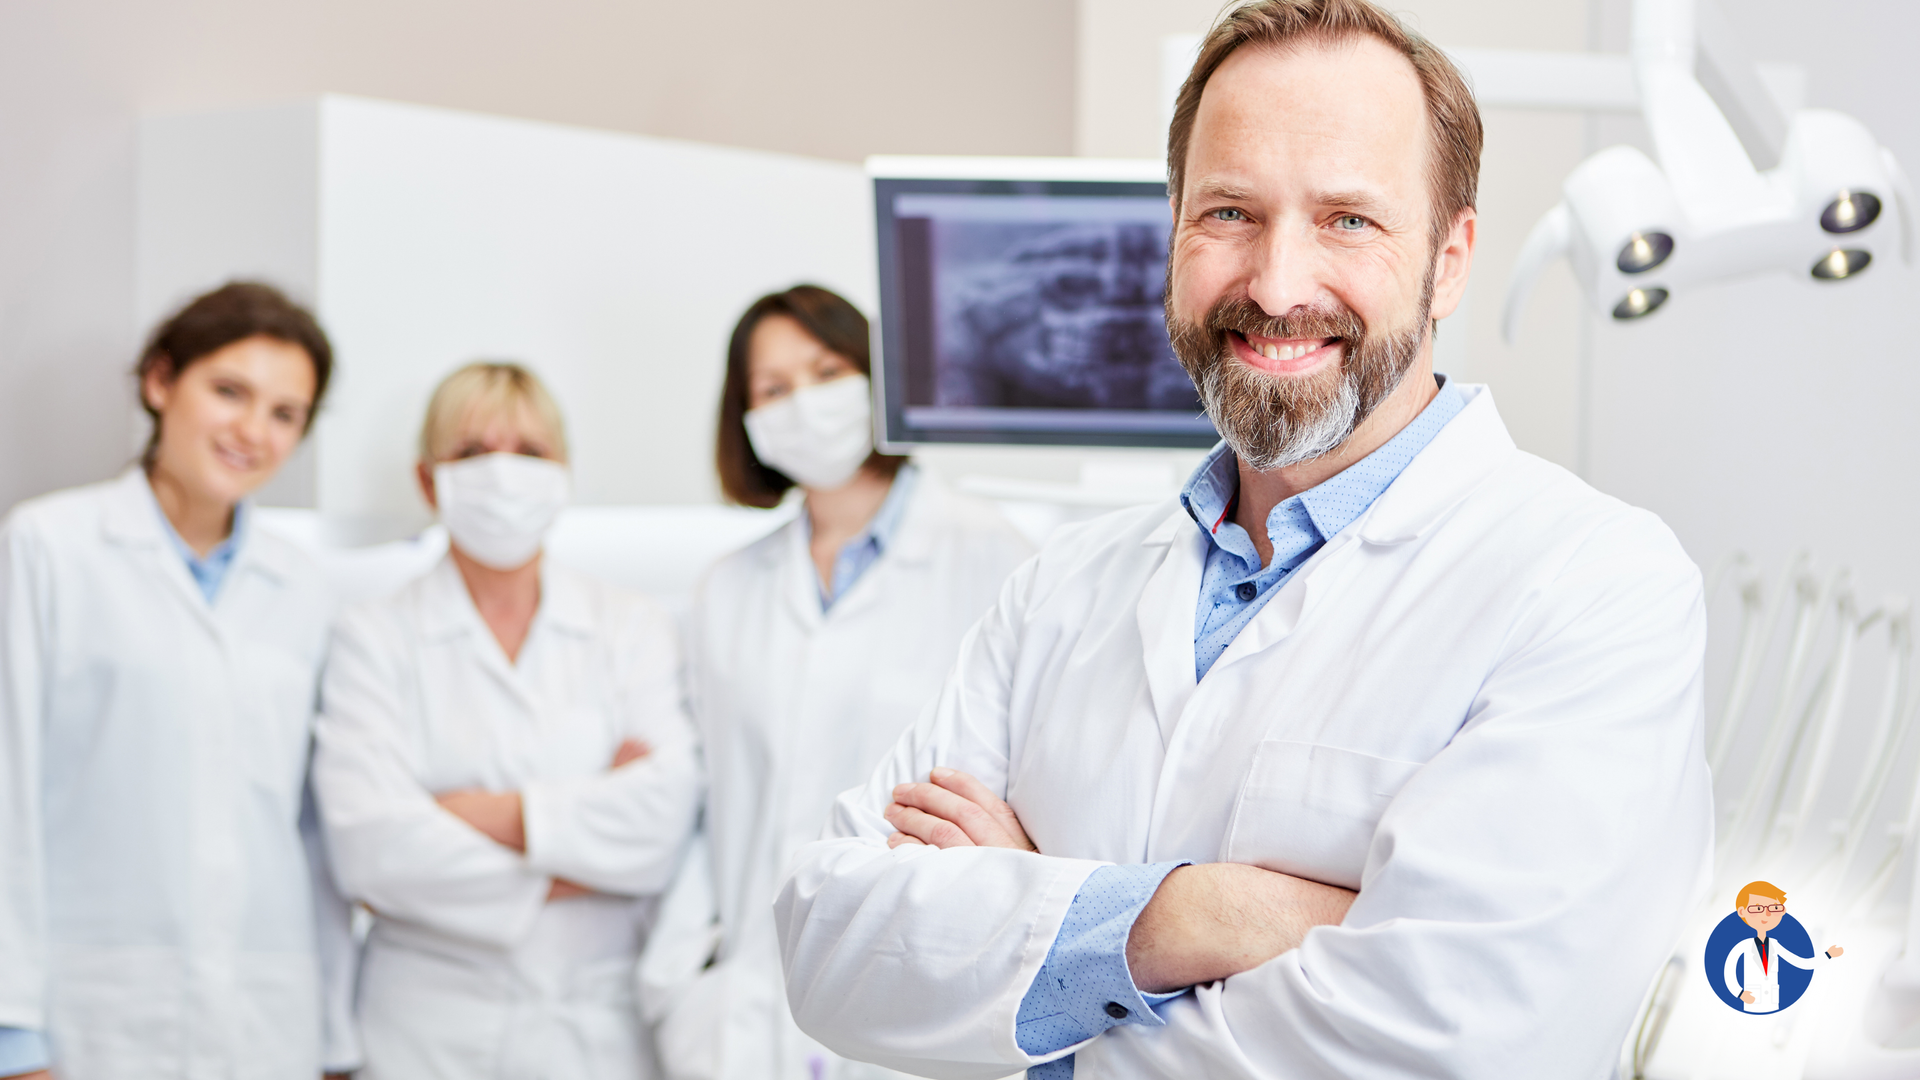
[1076,0,1596,474]
[0,0,1076,511]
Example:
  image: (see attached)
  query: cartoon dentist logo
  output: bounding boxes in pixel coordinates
[1703,880,1843,1014]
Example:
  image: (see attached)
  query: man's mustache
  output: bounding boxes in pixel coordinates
[1203,296,1367,346]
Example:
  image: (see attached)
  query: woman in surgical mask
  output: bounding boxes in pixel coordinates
[639,286,1034,1080]
[0,282,356,1080]
[312,362,700,1080]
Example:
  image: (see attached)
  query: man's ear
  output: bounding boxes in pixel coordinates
[1427,208,1478,323]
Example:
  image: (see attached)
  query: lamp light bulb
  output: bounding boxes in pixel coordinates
[1820,190,1882,235]
[1810,248,1871,280]
[1611,287,1670,320]
[1615,231,1674,274]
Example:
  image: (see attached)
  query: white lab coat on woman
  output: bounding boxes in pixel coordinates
[1724,934,1828,1013]
[313,556,700,1080]
[775,386,1715,1080]
[0,468,356,1079]
[644,474,1032,1080]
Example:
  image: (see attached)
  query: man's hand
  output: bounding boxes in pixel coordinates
[1828,945,1845,958]
[1125,863,1357,994]
[884,767,1035,851]
[2,1071,50,1080]
[1741,990,1757,1004]
[547,878,593,901]
[436,790,526,852]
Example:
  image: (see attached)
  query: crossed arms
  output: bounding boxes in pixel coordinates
[885,766,1354,994]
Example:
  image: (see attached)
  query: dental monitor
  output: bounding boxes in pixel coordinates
[868,157,1218,450]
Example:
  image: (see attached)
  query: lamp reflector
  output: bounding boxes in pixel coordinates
[1616,231,1675,274]
[1810,248,1871,280]
[1612,287,1670,320]
[1820,190,1882,234]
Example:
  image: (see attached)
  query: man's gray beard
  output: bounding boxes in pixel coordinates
[1167,284,1434,471]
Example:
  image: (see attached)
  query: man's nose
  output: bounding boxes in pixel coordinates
[1244,223,1327,318]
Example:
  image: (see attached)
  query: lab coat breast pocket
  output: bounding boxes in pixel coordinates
[1220,740,1424,891]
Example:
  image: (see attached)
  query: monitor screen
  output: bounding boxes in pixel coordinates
[871,166,1219,449]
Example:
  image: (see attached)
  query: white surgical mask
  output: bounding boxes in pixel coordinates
[743,374,875,490]
[433,452,570,570]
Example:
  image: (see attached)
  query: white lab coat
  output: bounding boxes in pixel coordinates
[775,385,1715,1080]
[644,476,1033,1080]
[0,468,356,1079]
[1724,934,1827,1013]
[313,556,700,1080]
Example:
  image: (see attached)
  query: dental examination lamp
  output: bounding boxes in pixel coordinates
[1501,0,1914,341]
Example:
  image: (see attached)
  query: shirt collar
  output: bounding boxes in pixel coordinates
[1180,374,1465,549]
[799,462,920,556]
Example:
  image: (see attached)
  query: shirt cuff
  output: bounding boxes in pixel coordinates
[0,1027,50,1075]
[1014,861,1190,1061]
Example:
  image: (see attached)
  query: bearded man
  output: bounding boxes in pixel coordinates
[774,2,1712,1077]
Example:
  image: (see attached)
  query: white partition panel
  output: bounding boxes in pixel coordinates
[140,95,873,540]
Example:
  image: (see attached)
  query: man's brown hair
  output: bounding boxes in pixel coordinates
[1166,0,1484,252]
[1735,880,1785,910]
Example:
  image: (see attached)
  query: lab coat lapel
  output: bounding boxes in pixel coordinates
[99,468,223,637]
[777,518,825,631]
[1135,503,1205,745]
[419,556,540,711]
[1206,384,1520,674]
[823,475,940,623]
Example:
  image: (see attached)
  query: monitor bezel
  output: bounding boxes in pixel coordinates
[869,166,1219,452]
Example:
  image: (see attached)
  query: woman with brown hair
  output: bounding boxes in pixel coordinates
[0,282,357,1079]
[642,285,1033,1080]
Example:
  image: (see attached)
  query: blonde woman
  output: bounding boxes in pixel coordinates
[0,282,356,1079]
[313,363,699,1079]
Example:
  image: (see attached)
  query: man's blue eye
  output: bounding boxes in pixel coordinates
[1338,215,1369,230]
[1213,208,1246,222]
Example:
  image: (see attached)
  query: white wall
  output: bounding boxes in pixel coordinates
[0,0,1075,515]
[140,96,875,539]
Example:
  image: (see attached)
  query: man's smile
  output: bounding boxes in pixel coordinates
[1229,329,1343,375]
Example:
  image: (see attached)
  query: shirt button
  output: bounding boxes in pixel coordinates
[1104,1002,1130,1019]
[1235,582,1257,602]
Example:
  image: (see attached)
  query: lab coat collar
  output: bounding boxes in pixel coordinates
[99,467,295,595]
[775,468,952,628]
[883,470,955,567]
[1133,384,1517,712]
[1139,384,1514,551]
[416,553,596,644]
[1354,383,1515,545]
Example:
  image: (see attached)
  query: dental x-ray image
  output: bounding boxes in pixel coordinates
[876,186,1216,446]
[931,215,1198,411]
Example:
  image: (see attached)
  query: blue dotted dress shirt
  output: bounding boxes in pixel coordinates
[1187,376,1463,680]
[1014,376,1465,1079]
[802,464,918,610]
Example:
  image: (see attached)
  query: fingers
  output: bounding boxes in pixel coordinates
[611,739,652,769]
[887,831,927,849]
[929,767,1035,852]
[890,777,1014,849]
[883,802,976,849]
